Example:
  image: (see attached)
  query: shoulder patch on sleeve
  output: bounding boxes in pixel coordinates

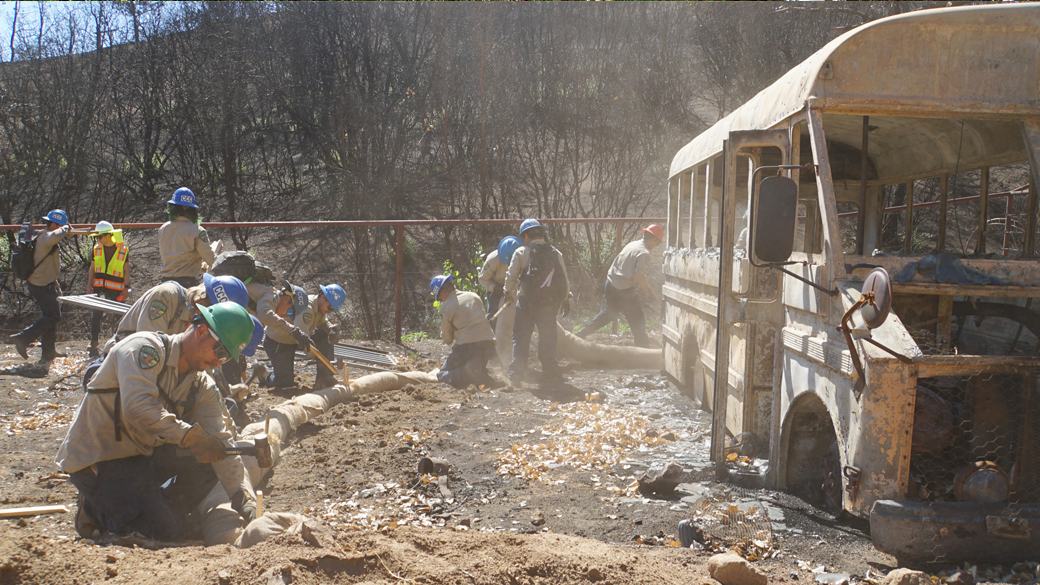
[149,300,168,320]
[198,229,210,243]
[303,312,313,326]
[138,346,160,369]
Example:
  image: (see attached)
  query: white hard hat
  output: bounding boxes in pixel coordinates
[89,221,115,236]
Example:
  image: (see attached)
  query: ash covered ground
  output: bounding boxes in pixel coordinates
[2,331,907,585]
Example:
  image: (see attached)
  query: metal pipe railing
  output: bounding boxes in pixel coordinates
[3,217,664,342]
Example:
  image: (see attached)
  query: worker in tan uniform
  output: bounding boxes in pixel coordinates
[503,219,571,388]
[257,282,313,390]
[158,188,221,288]
[57,303,258,541]
[10,209,73,362]
[310,284,347,389]
[105,273,249,352]
[576,224,662,348]
[86,221,130,357]
[481,236,522,371]
[431,274,496,388]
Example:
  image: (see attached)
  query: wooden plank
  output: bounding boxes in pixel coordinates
[937,295,953,352]
[0,505,69,518]
[892,282,1040,297]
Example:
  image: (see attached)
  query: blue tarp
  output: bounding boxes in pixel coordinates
[893,254,1005,286]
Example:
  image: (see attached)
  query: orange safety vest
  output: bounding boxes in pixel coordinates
[92,242,128,291]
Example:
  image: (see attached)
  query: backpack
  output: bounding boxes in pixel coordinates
[210,251,275,286]
[210,251,258,283]
[11,236,57,281]
[521,244,567,307]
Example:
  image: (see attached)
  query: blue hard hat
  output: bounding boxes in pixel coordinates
[519,218,542,235]
[166,187,198,208]
[430,274,452,297]
[319,284,346,313]
[203,273,249,308]
[241,315,264,358]
[497,236,523,263]
[42,209,69,226]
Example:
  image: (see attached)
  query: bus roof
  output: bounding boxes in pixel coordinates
[670,4,1040,178]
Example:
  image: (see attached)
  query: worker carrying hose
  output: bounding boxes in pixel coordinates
[478,236,517,326]
[57,303,258,542]
[485,236,522,371]
[431,273,496,389]
[502,219,571,388]
[576,224,662,348]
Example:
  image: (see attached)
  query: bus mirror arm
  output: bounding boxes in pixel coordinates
[837,289,913,388]
[757,262,840,297]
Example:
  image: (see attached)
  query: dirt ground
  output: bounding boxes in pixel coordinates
[0,322,915,585]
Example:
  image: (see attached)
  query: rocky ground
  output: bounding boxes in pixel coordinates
[0,326,1033,585]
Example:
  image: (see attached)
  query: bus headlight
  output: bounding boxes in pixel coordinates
[954,461,1009,504]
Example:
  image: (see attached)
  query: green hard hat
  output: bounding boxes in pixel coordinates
[197,302,253,362]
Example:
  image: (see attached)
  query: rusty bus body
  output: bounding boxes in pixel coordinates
[662,5,1040,563]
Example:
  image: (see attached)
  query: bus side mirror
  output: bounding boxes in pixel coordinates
[753,175,798,263]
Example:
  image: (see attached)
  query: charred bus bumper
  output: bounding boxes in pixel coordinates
[871,500,1040,563]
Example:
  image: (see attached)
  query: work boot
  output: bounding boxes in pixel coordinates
[75,494,101,540]
[40,350,67,363]
[88,345,100,359]
[508,370,526,388]
[246,363,269,386]
[11,335,29,359]
[313,373,336,391]
[463,360,487,388]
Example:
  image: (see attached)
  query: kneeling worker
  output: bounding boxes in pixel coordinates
[431,274,496,388]
[57,303,258,541]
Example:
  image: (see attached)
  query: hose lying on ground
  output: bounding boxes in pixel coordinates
[201,370,438,546]
[555,323,663,370]
[203,330,659,545]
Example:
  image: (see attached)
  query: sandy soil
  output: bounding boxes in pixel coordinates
[2,330,900,585]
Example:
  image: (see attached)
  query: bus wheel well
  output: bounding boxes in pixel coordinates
[782,393,842,512]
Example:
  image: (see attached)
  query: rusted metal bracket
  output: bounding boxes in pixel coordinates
[838,292,873,383]
[843,465,861,502]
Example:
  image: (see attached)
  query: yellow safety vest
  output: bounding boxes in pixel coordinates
[93,243,128,291]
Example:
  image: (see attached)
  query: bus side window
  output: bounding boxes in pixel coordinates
[668,176,680,247]
[678,170,691,248]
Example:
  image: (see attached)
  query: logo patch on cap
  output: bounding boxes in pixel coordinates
[138,346,160,369]
[213,284,229,304]
[149,301,167,320]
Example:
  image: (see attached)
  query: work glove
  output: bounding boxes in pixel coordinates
[290,327,312,349]
[181,424,227,464]
[559,299,571,318]
[230,490,257,524]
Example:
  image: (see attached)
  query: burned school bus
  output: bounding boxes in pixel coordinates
[661,5,1040,563]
